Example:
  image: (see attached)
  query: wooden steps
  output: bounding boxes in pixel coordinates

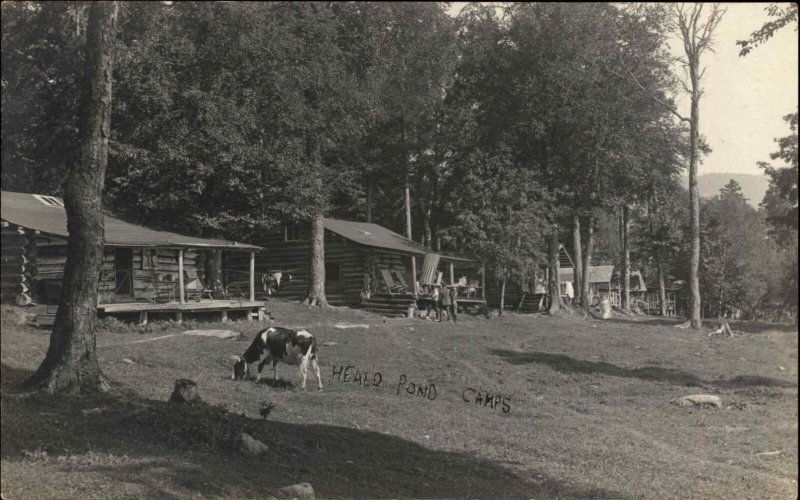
[363,294,415,317]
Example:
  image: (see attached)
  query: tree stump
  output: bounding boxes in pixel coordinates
[170,378,200,403]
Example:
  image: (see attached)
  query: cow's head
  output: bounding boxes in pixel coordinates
[231,355,248,380]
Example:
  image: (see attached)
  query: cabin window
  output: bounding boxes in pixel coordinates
[142,249,158,270]
[285,225,303,241]
[326,263,340,282]
[33,194,64,207]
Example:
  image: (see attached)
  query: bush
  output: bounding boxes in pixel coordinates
[96,316,183,335]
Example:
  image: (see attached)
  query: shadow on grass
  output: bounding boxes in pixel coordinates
[489,350,797,389]
[601,316,798,334]
[253,377,294,390]
[1,363,613,499]
[600,317,687,328]
[726,321,798,334]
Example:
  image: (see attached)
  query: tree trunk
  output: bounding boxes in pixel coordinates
[718,260,726,319]
[581,215,594,308]
[205,250,223,293]
[422,202,432,248]
[366,174,373,223]
[405,182,412,241]
[572,214,582,307]
[688,66,703,329]
[657,254,667,317]
[25,1,118,394]
[304,213,328,307]
[202,228,223,293]
[547,231,563,314]
[499,278,506,317]
[514,281,525,312]
[433,216,441,252]
[622,204,631,312]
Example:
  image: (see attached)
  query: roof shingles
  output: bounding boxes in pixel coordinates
[1,191,260,250]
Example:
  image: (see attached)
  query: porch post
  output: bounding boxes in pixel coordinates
[480,264,486,299]
[178,249,185,304]
[249,251,255,302]
[449,262,455,286]
[411,255,417,296]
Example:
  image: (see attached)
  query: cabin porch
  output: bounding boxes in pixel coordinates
[98,299,267,325]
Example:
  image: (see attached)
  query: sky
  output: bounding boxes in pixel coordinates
[447,3,799,176]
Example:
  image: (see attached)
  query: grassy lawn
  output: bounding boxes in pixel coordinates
[2,301,797,499]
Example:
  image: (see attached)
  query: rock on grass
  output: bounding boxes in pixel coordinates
[671,394,722,408]
[169,379,200,403]
[234,432,270,456]
[278,482,315,499]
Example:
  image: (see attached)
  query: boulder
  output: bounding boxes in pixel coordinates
[671,394,722,408]
[278,483,315,500]
[169,379,200,403]
[234,432,270,456]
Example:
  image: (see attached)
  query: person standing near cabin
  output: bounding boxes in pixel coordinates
[563,280,574,305]
[440,286,457,322]
[430,284,441,320]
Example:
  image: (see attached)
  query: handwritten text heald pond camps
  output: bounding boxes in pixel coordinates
[330,364,512,414]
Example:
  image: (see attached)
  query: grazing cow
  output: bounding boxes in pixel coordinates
[232,327,322,390]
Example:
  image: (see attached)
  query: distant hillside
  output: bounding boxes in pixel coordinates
[681,173,769,207]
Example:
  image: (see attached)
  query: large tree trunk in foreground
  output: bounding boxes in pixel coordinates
[25,1,118,394]
[581,215,594,308]
[572,214,582,307]
[547,231,563,314]
[622,204,631,313]
[305,213,328,307]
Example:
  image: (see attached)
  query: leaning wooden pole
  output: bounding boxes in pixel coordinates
[249,251,255,302]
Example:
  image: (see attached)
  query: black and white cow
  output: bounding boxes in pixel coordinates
[232,326,322,390]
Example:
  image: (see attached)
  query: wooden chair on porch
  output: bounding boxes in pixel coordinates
[419,253,441,286]
[380,269,407,296]
[184,270,214,302]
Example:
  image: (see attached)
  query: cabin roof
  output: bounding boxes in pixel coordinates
[0,191,261,250]
[323,218,477,262]
[559,265,615,284]
[629,270,647,292]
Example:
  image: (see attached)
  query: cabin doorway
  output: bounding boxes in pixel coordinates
[115,248,133,298]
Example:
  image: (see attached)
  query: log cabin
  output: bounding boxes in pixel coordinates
[483,244,575,312]
[1,191,263,325]
[225,218,484,317]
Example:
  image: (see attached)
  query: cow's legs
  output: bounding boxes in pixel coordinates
[311,358,323,390]
[256,355,272,382]
[272,359,278,381]
[299,357,309,389]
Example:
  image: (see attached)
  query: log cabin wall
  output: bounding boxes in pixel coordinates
[128,248,197,302]
[483,273,522,309]
[0,224,198,304]
[323,232,369,304]
[1,225,31,303]
[226,227,311,302]
[229,226,371,305]
[368,251,411,296]
[232,225,421,305]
